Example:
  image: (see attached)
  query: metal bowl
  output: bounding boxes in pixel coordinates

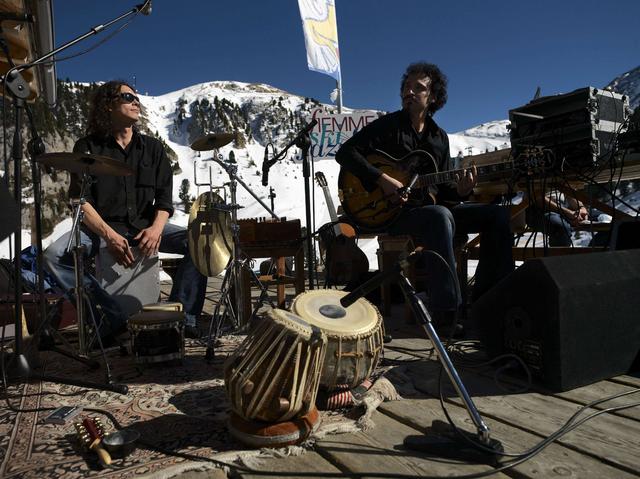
[102,429,140,458]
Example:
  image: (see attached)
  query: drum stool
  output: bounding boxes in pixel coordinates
[128,310,185,365]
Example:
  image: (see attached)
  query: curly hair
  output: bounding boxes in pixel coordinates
[86,80,138,137]
[400,62,448,115]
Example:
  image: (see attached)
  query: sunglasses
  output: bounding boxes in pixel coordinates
[117,92,140,104]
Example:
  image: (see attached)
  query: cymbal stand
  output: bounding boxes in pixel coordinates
[60,173,128,393]
[204,157,277,361]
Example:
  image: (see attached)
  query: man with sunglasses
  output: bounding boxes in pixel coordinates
[45,80,207,341]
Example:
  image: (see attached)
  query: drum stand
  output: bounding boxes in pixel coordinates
[204,157,278,360]
[340,251,503,459]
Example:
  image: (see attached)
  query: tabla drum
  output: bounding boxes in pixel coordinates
[224,308,327,423]
[291,289,384,390]
[128,310,185,364]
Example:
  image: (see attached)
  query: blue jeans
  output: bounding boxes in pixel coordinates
[389,203,514,311]
[44,223,207,331]
[525,209,573,247]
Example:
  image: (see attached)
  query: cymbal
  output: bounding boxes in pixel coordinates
[36,152,134,176]
[190,133,235,151]
[187,191,232,277]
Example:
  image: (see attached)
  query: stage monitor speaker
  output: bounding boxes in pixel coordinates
[610,220,640,250]
[473,250,640,392]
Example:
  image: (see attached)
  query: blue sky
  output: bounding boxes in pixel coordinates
[53,0,639,132]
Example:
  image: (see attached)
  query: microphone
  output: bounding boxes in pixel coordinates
[262,145,269,186]
[0,12,35,22]
[138,0,152,15]
[297,118,318,139]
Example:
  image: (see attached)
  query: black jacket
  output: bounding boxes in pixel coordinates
[70,131,174,235]
[335,109,463,203]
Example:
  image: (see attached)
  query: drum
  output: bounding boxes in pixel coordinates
[128,310,185,364]
[224,308,327,423]
[291,289,384,390]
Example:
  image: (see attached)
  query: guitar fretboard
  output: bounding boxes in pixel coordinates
[416,162,515,188]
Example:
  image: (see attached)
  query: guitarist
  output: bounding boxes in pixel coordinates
[335,62,514,335]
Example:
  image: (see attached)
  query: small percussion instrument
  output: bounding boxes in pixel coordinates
[291,289,384,390]
[74,417,111,467]
[142,301,183,312]
[224,308,327,423]
[128,310,185,364]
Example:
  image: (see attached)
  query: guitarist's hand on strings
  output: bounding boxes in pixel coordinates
[455,164,478,197]
[377,173,408,204]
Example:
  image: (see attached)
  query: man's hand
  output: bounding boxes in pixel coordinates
[377,173,407,204]
[134,225,163,257]
[106,232,135,267]
[568,206,589,227]
[455,164,478,197]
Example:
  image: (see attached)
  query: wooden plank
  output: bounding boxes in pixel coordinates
[389,337,640,423]
[611,374,640,389]
[234,451,343,479]
[552,379,640,422]
[381,398,639,479]
[406,359,640,474]
[314,411,509,478]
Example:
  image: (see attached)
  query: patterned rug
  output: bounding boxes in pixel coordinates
[0,334,394,479]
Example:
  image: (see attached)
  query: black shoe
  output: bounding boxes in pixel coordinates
[184,325,201,339]
[383,334,393,343]
[431,310,465,340]
[437,323,465,339]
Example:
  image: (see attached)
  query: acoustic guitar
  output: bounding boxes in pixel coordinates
[315,171,369,285]
[338,149,546,231]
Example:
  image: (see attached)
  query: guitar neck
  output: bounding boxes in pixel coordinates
[417,162,514,188]
[320,186,340,223]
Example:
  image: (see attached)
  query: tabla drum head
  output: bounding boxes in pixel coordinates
[291,289,379,336]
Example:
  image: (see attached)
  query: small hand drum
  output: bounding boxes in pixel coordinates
[128,310,185,364]
[224,309,327,423]
[291,289,384,390]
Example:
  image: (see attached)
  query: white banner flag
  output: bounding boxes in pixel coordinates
[297,0,341,82]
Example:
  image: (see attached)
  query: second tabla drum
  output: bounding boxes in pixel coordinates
[291,289,384,390]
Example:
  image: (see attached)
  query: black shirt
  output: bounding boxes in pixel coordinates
[70,131,174,235]
[335,109,463,203]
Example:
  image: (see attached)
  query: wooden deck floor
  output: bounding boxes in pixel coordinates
[176,275,640,479]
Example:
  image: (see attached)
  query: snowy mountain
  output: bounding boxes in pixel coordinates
[607,64,640,111]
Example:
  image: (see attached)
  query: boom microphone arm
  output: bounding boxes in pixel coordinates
[261,119,318,185]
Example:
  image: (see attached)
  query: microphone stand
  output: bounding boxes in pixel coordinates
[263,120,318,289]
[0,1,150,395]
[340,251,503,460]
